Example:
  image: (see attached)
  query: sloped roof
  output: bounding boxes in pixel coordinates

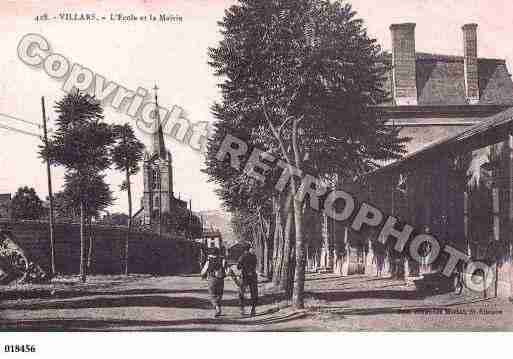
[383,52,513,106]
[371,106,513,175]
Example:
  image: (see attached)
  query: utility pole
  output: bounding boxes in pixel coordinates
[41,97,56,277]
[159,166,162,238]
[189,199,192,240]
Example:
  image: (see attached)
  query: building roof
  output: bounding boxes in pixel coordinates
[383,52,513,106]
[371,106,513,175]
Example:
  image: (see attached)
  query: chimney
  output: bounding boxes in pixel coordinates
[390,23,418,106]
[462,23,479,104]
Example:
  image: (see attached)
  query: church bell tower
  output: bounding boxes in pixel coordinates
[141,85,174,225]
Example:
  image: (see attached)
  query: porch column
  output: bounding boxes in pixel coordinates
[341,226,350,276]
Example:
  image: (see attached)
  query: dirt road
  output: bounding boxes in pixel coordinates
[1,273,511,331]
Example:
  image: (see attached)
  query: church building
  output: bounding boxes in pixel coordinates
[134,88,187,226]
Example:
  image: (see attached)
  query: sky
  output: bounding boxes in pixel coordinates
[0,0,512,214]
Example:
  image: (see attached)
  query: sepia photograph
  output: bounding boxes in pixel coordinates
[1,1,513,349]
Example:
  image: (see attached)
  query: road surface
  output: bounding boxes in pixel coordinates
[1,273,512,331]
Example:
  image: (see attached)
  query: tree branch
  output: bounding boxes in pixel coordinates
[292,115,304,170]
[261,97,293,166]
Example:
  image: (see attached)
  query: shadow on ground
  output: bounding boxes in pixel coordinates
[0,310,307,331]
[306,289,427,302]
[0,295,214,310]
[0,288,240,301]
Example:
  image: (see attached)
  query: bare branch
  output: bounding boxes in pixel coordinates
[292,115,304,170]
[260,97,280,139]
[278,116,293,137]
[261,97,293,166]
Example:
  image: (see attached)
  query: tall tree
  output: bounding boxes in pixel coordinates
[10,186,44,220]
[208,0,407,308]
[63,172,114,271]
[111,123,145,275]
[40,90,115,282]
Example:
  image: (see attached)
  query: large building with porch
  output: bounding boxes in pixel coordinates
[316,23,513,296]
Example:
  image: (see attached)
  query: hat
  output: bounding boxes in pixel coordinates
[209,247,220,256]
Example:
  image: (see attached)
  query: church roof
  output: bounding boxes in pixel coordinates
[382,52,513,106]
[148,117,167,160]
[147,88,170,161]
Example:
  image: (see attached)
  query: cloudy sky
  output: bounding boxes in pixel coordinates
[0,0,511,214]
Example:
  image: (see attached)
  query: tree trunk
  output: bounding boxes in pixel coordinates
[267,211,275,279]
[263,232,270,278]
[125,170,132,276]
[280,205,295,296]
[292,198,306,308]
[291,117,306,309]
[87,217,94,272]
[258,231,265,275]
[272,197,285,287]
[79,201,87,282]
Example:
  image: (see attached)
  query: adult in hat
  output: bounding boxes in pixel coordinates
[237,242,258,316]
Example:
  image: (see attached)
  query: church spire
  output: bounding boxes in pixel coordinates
[152,84,167,159]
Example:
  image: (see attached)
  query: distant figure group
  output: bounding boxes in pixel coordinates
[201,242,258,318]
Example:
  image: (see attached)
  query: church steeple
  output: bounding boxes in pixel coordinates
[151,84,167,159]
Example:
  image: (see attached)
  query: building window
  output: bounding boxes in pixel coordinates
[152,170,160,190]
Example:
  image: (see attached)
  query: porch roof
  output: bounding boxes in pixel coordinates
[369,106,513,176]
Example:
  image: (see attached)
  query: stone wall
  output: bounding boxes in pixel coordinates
[0,220,202,276]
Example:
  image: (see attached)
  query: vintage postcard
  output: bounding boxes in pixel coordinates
[1,0,513,341]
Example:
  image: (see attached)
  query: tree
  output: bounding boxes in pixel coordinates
[111,123,145,275]
[10,186,44,220]
[207,0,407,308]
[104,213,130,226]
[51,191,76,221]
[161,207,203,238]
[50,174,114,272]
[40,90,115,282]
[64,172,114,271]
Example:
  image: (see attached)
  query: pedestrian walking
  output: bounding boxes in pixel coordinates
[237,243,258,316]
[201,247,228,318]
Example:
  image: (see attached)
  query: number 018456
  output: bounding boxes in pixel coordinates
[4,345,36,353]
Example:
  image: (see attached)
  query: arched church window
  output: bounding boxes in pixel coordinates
[152,170,160,190]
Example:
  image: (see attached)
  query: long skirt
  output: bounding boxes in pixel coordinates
[208,277,224,307]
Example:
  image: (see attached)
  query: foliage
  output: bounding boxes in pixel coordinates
[111,124,145,177]
[208,0,407,180]
[205,0,408,307]
[63,172,114,218]
[10,187,44,220]
[111,123,144,274]
[104,212,130,226]
[39,90,115,281]
[40,91,115,173]
[161,207,203,238]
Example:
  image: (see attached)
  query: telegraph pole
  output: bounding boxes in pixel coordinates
[189,199,192,240]
[41,97,56,276]
[159,167,162,238]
